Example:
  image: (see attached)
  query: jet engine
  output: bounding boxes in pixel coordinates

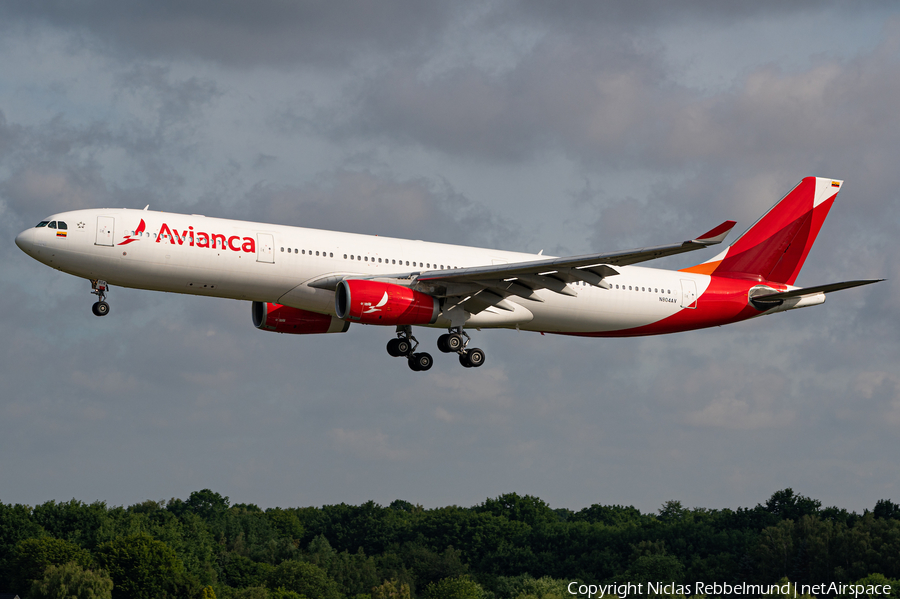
[335,280,439,325]
[252,302,349,334]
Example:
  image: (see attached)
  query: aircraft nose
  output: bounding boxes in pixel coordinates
[15,228,34,254]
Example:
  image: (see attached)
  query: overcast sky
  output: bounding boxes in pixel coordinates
[1,1,898,516]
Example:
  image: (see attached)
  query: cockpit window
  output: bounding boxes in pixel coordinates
[48,221,57,229]
[57,222,67,230]
[36,221,49,228]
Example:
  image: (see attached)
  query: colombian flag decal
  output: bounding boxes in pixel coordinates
[832,181,840,187]
[57,231,67,237]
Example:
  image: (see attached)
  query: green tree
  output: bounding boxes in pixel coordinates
[421,575,487,599]
[570,504,645,527]
[9,537,92,591]
[754,520,795,581]
[873,500,900,520]
[28,561,113,599]
[492,574,570,599]
[266,560,341,599]
[30,499,111,550]
[371,578,412,599]
[95,532,195,599]
[266,508,305,545]
[269,588,306,599]
[764,489,821,521]
[475,493,557,527]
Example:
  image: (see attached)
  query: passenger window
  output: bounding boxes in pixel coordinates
[287,248,291,253]
[280,247,284,252]
[392,259,396,264]
[329,252,333,257]
[378,258,382,263]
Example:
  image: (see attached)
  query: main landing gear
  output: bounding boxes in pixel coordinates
[90,280,110,317]
[438,328,486,369]
[386,325,433,372]
[387,327,486,372]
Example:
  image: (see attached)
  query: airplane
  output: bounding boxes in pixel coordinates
[15,176,881,372]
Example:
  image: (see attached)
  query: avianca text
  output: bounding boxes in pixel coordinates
[156,222,256,253]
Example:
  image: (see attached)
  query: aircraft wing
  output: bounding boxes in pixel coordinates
[309,220,736,316]
[418,220,736,285]
[409,220,735,314]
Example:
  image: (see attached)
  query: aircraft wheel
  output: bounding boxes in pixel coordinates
[465,348,485,367]
[396,339,412,356]
[459,353,472,368]
[93,301,110,317]
[409,352,433,371]
[408,352,432,371]
[437,334,449,353]
[446,333,464,352]
[387,338,403,357]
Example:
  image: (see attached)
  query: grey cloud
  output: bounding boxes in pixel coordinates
[0,0,456,67]
[114,65,221,133]
[0,0,863,69]
[338,37,674,163]
[218,170,521,249]
[2,1,898,515]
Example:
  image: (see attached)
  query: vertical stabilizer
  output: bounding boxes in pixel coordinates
[681,177,842,284]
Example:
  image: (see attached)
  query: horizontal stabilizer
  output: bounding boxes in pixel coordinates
[751,279,883,303]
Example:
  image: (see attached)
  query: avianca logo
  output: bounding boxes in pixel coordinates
[117,219,146,245]
[362,292,389,314]
[118,220,257,253]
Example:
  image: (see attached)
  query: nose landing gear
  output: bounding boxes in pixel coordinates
[90,280,110,317]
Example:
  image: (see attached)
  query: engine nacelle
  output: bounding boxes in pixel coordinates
[335,280,439,325]
[252,302,350,334]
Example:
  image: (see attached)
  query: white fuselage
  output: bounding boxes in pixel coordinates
[16,208,705,334]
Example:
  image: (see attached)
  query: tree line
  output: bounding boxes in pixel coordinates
[0,488,897,599]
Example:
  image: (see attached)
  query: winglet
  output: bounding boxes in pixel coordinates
[692,221,737,245]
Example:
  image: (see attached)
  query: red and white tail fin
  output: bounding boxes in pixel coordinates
[682,177,842,284]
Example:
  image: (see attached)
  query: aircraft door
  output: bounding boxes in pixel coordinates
[95,216,114,246]
[680,279,698,309]
[256,233,274,263]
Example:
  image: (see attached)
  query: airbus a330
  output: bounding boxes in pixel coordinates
[15,176,880,372]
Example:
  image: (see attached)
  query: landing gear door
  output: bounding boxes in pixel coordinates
[257,233,275,263]
[680,278,698,309]
[95,216,114,246]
